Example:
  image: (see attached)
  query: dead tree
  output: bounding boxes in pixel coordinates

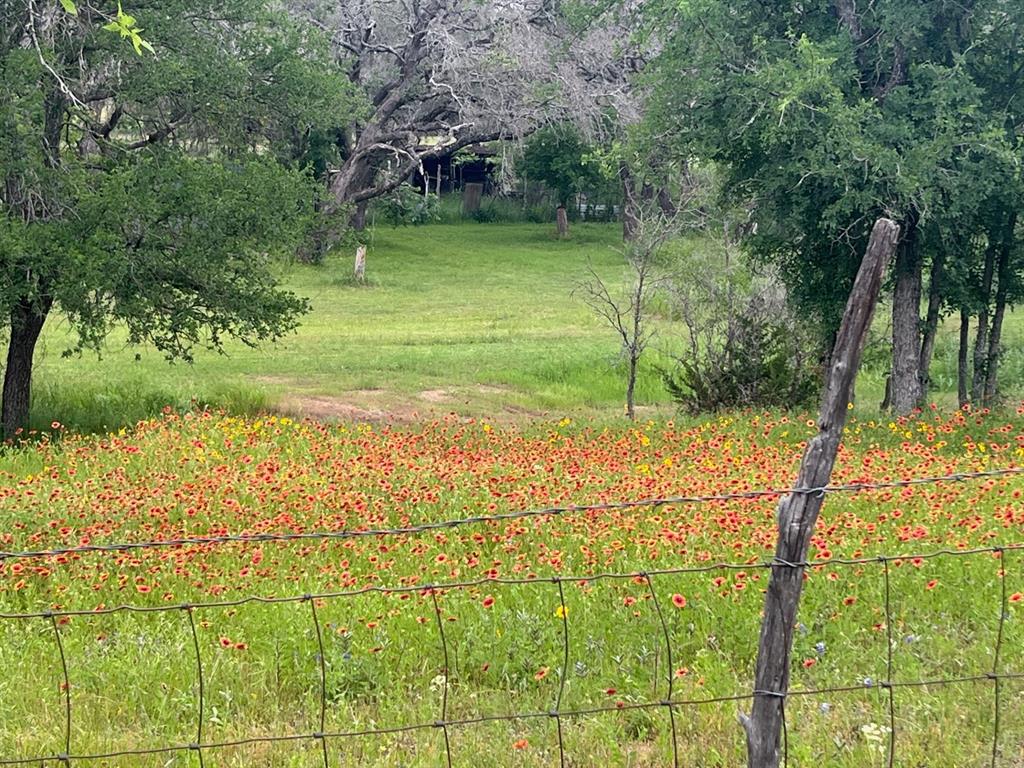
[575,206,681,419]
[288,1,630,214]
[743,217,900,768]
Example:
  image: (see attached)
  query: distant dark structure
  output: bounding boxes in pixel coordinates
[412,143,498,195]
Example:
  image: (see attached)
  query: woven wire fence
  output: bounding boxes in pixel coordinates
[1,466,1023,767]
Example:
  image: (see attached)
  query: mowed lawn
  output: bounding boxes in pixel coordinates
[32,223,674,433]
[27,219,1024,433]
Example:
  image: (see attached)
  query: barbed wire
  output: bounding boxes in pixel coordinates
[0,543,1019,766]
[1,466,1021,766]
[1,465,1021,563]
[0,541,1020,621]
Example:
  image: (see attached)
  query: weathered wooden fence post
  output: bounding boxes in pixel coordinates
[354,244,367,283]
[556,204,569,238]
[462,182,483,214]
[743,217,900,768]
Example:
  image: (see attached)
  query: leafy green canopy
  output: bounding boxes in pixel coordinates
[522,126,616,207]
[0,0,360,430]
[642,0,1019,334]
[11,156,314,359]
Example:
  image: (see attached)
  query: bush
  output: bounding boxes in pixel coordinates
[377,185,441,226]
[662,249,821,413]
[663,301,820,413]
[468,205,499,223]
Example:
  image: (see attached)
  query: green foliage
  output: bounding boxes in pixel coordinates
[663,306,820,414]
[643,0,1023,336]
[101,2,153,55]
[433,195,545,225]
[521,126,617,207]
[660,242,820,414]
[65,154,313,360]
[0,0,358,429]
[376,185,441,227]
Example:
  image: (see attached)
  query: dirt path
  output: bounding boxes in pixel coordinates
[271,384,548,423]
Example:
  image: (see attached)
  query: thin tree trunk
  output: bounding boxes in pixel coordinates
[984,213,1016,404]
[350,201,368,232]
[619,164,639,241]
[917,250,945,405]
[2,296,52,439]
[958,309,970,408]
[656,186,677,217]
[972,237,997,402]
[744,218,898,768]
[626,357,636,421]
[890,221,922,414]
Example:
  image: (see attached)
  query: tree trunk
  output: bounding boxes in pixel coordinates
[2,296,52,439]
[744,218,898,768]
[619,164,639,241]
[350,201,368,232]
[625,356,637,421]
[958,309,970,408]
[656,186,677,217]
[971,237,997,402]
[556,205,569,238]
[890,222,922,415]
[983,213,1016,405]
[917,250,945,405]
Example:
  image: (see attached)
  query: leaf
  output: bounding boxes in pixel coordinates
[101,21,121,33]
[59,0,78,15]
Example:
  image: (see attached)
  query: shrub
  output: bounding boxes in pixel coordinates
[377,185,441,226]
[662,249,821,413]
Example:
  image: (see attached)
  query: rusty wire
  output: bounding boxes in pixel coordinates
[0,466,1020,564]
[0,467,1021,766]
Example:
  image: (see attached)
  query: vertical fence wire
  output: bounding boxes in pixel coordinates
[184,606,206,768]
[881,557,896,768]
[430,589,454,768]
[780,694,789,768]
[0,552,1019,765]
[991,548,1008,768]
[308,597,330,768]
[644,573,680,768]
[47,611,72,765]
[554,578,569,768]
[783,573,793,768]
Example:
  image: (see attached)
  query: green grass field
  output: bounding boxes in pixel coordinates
[31,223,673,433]
[6,220,1024,766]
[27,220,1024,434]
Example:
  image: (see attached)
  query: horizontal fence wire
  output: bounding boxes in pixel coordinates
[0,467,1022,766]
[0,465,1021,563]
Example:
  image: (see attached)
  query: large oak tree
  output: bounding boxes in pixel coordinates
[0,1,357,436]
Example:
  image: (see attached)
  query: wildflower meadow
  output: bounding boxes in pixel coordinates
[1,407,1023,765]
